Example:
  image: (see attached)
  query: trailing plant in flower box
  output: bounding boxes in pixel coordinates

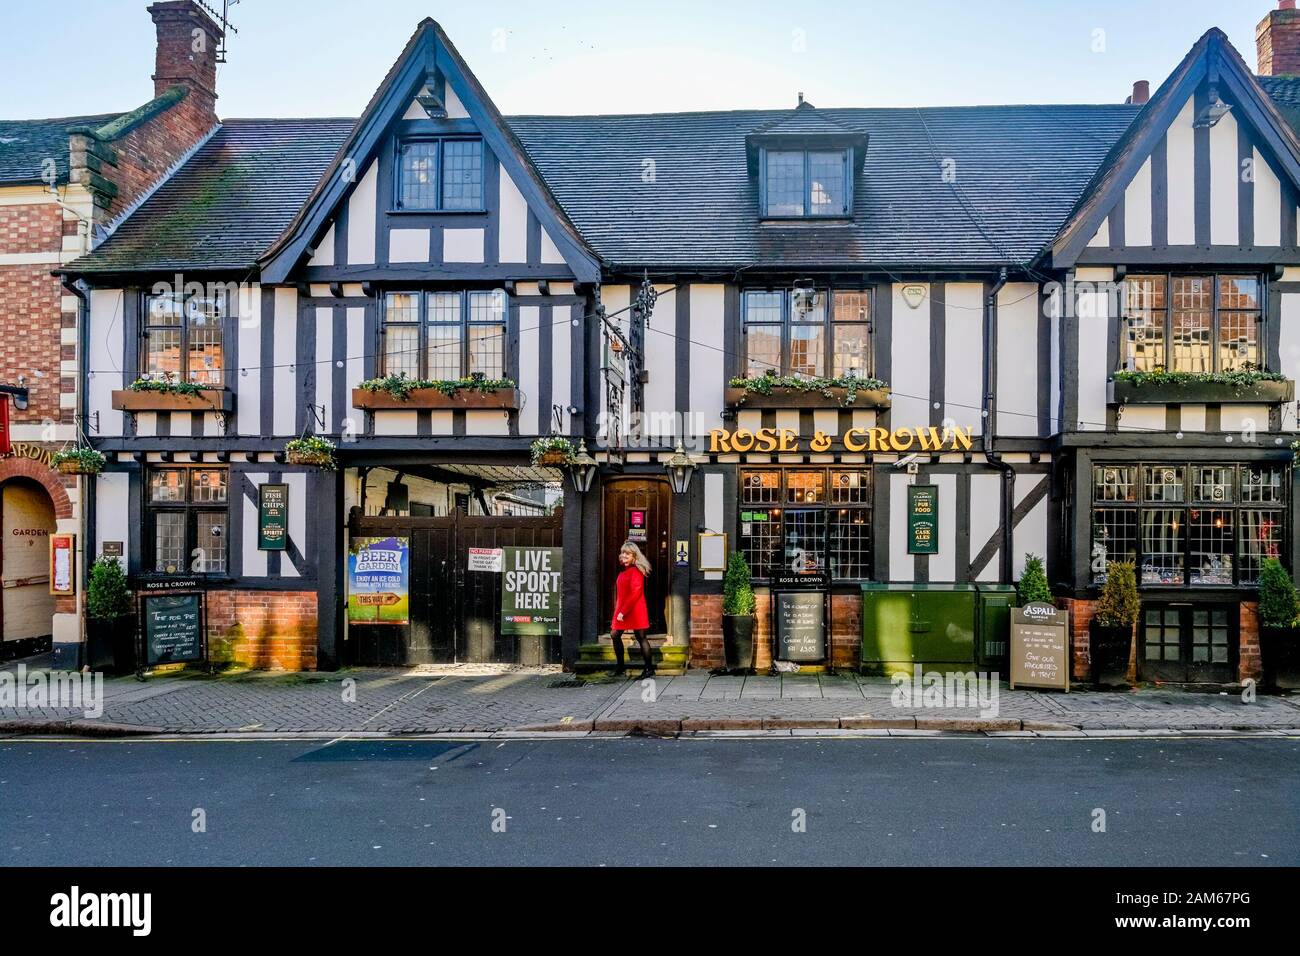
[727,372,889,404]
[357,373,516,401]
[1111,368,1286,389]
[530,436,576,466]
[52,447,107,475]
[126,377,208,397]
[284,435,337,469]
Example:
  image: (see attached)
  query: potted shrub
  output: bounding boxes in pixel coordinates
[1257,558,1300,691]
[285,435,337,469]
[530,436,576,467]
[721,551,757,674]
[1017,553,1052,606]
[52,447,107,475]
[1091,560,1140,687]
[85,555,133,674]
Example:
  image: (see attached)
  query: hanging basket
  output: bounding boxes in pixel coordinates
[536,450,570,467]
[56,459,102,475]
[285,448,335,468]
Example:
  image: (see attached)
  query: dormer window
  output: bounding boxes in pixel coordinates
[763,149,849,217]
[396,137,484,211]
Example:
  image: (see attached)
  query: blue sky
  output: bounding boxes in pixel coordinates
[0,1,1279,119]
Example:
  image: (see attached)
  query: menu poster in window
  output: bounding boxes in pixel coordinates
[1009,602,1070,691]
[347,536,410,625]
[143,592,204,665]
[776,591,826,662]
[49,534,75,596]
[907,484,939,555]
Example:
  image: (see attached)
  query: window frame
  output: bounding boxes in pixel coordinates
[760,148,851,218]
[741,287,873,379]
[1119,273,1266,374]
[393,136,486,213]
[379,289,508,380]
[140,289,227,387]
[737,467,874,583]
[145,465,230,577]
[1089,460,1288,589]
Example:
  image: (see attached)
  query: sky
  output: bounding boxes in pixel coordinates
[0,1,1282,120]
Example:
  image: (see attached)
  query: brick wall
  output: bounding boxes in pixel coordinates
[0,203,66,424]
[1240,600,1262,683]
[689,593,722,668]
[689,591,863,671]
[1058,597,1097,682]
[206,590,318,671]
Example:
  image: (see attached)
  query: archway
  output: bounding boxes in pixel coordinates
[0,476,58,657]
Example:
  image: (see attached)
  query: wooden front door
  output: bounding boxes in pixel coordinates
[1139,604,1237,683]
[602,478,671,634]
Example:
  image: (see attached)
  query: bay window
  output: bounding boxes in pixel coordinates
[762,148,850,217]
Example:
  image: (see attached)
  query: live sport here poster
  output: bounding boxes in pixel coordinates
[348,536,410,625]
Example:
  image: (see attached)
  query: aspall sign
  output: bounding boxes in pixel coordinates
[708,424,974,454]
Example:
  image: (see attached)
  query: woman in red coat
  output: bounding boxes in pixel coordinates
[611,541,654,679]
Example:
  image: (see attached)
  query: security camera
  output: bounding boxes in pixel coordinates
[894,453,921,470]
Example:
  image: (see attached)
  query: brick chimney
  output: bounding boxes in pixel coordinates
[1257,1,1300,76]
[148,1,223,125]
[1127,80,1150,105]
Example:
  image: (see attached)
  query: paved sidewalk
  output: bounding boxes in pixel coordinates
[1,658,1297,736]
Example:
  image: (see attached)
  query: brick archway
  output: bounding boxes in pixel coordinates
[0,456,73,520]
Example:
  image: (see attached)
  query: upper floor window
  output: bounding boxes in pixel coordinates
[742,287,871,378]
[142,290,225,386]
[396,138,484,211]
[762,149,849,217]
[1121,274,1262,374]
[381,290,506,380]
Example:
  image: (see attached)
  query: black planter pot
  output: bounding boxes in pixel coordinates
[1090,623,1134,687]
[722,614,756,674]
[1260,626,1300,691]
[87,617,136,675]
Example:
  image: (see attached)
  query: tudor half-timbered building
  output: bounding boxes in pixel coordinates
[56,2,1300,683]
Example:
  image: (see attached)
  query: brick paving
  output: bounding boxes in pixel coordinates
[0,659,1297,734]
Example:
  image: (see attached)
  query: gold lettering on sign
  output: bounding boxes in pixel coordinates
[0,442,56,470]
[708,424,975,455]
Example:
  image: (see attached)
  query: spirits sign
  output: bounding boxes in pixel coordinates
[257,483,288,551]
[907,484,939,555]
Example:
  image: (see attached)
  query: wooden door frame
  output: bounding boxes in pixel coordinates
[600,475,674,636]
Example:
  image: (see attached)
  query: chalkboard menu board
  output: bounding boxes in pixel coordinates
[1009,602,1069,691]
[776,591,825,662]
[143,593,204,665]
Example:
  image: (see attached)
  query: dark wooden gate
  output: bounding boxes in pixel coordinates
[348,510,563,665]
[1139,603,1238,683]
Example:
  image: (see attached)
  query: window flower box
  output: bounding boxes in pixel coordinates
[724,375,891,410]
[352,375,519,411]
[1108,373,1293,406]
[112,382,233,413]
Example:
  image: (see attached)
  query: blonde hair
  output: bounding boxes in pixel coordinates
[620,541,652,576]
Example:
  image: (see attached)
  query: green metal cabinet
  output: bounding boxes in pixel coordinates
[860,583,1017,674]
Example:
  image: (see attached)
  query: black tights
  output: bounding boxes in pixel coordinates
[611,629,654,672]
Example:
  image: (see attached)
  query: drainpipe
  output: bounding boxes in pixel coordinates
[982,267,1016,585]
[61,277,91,660]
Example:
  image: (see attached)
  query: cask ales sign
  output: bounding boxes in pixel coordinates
[907,484,939,555]
[1009,602,1070,691]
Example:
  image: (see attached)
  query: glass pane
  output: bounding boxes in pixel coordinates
[399,141,438,208]
[834,291,870,323]
[441,140,483,210]
[384,325,420,379]
[426,292,463,380]
[829,508,871,579]
[186,294,224,385]
[1219,311,1259,371]
[1242,466,1284,503]
[154,512,186,574]
[830,470,871,503]
[194,512,227,574]
[1170,276,1212,372]
[833,323,870,377]
[782,509,827,572]
[1123,276,1166,371]
[808,151,846,215]
[765,151,805,216]
[190,468,227,504]
[1239,509,1284,584]
[1143,466,1184,503]
[788,324,824,377]
[1141,508,1185,585]
[745,326,782,377]
[1218,276,1259,310]
[740,470,780,505]
[467,291,505,379]
[786,471,825,504]
[1193,466,1234,503]
[149,469,185,503]
[739,508,781,579]
[145,327,183,382]
[1094,465,1136,502]
[146,293,184,327]
[1092,508,1138,584]
[1188,509,1233,585]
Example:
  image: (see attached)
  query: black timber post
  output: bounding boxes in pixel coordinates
[314,467,343,670]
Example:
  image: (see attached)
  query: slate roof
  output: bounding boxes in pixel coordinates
[68,118,355,273]
[1258,75,1300,134]
[0,113,121,185]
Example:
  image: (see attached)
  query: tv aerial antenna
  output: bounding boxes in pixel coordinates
[195,0,240,63]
